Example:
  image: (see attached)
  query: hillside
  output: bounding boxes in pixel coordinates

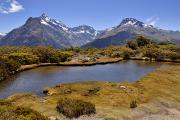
[84,18,180,48]
[0,14,101,48]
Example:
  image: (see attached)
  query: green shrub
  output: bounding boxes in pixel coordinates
[169,45,180,53]
[168,52,180,60]
[0,99,12,106]
[127,41,138,50]
[142,46,180,61]
[136,36,153,47]
[123,51,131,59]
[32,46,72,63]
[14,107,49,120]
[111,47,135,59]
[143,48,166,61]
[158,41,175,45]
[56,98,96,118]
[8,53,39,65]
[0,57,20,74]
[57,52,73,62]
[0,67,8,80]
[0,100,49,120]
[83,87,100,96]
[130,100,137,108]
[32,46,55,63]
[48,51,72,63]
[0,58,20,81]
[0,47,26,55]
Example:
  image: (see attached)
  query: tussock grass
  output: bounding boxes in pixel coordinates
[56,98,96,118]
[0,99,49,120]
[7,66,180,119]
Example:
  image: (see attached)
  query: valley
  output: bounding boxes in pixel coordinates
[0,1,180,119]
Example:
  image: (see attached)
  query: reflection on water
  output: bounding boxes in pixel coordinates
[0,60,177,98]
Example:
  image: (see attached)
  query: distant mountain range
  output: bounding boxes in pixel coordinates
[0,14,103,48]
[84,18,180,48]
[0,14,180,48]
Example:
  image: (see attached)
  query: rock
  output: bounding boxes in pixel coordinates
[49,116,59,120]
[83,87,100,96]
[64,89,72,94]
[81,57,90,63]
[94,54,101,59]
[43,89,49,94]
[81,59,89,63]
[90,57,97,62]
[55,84,63,88]
[118,85,126,89]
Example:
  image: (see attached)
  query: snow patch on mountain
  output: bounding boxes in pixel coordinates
[41,19,50,26]
[123,21,136,26]
[119,18,153,28]
[106,27,115,31]
[40,13,69,31]
[74,30,86,34]
[0,33,6,36]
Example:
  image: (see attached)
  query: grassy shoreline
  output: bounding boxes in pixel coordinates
[6,65,180,120]
[0,43,179,82]
[17,58,123,72]
[17,57,180,72]
[0,42,179,119]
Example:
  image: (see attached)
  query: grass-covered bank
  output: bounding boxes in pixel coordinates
[0,36,179,119]
[18,58,123,72]
[0,36,179,82]
[0,46,73,81]
[5,65,180,120]
[0,99,49,120]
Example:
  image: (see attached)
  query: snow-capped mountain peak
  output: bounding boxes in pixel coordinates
[71,25,97,35]
[39,14,99,36]
[0,14,98,48]
[40,13,69,31]
[119,18,153,28]
[0,33,6,36]
[121,18,138,25]
[41,13,51,22]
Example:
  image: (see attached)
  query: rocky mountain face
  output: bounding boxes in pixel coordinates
[84,18,180,48]
[0,33,6,39]
[0,16,180,48]
[0,36,3,40]
[0,14,100,48]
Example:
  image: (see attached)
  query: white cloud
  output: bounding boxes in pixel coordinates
[145,17,159,26]
[0,0,24,14]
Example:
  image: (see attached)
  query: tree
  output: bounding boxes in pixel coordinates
[136,36,152,47]
[127,41,138,50]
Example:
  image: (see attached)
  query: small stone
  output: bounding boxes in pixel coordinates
[121,86,126,89]
[119,85,126,89]
[43,89,48,94]
[49,116,59,120]
[64,89,72,94]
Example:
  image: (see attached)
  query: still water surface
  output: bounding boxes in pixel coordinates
[0,61,174,98]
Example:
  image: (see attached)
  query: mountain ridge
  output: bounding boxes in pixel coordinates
[0,33,6,39]
[1,15,180,48]
[0,14,102,48]
[84,18,180,48]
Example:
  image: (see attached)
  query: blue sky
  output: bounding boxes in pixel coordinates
[0,0,180,33]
